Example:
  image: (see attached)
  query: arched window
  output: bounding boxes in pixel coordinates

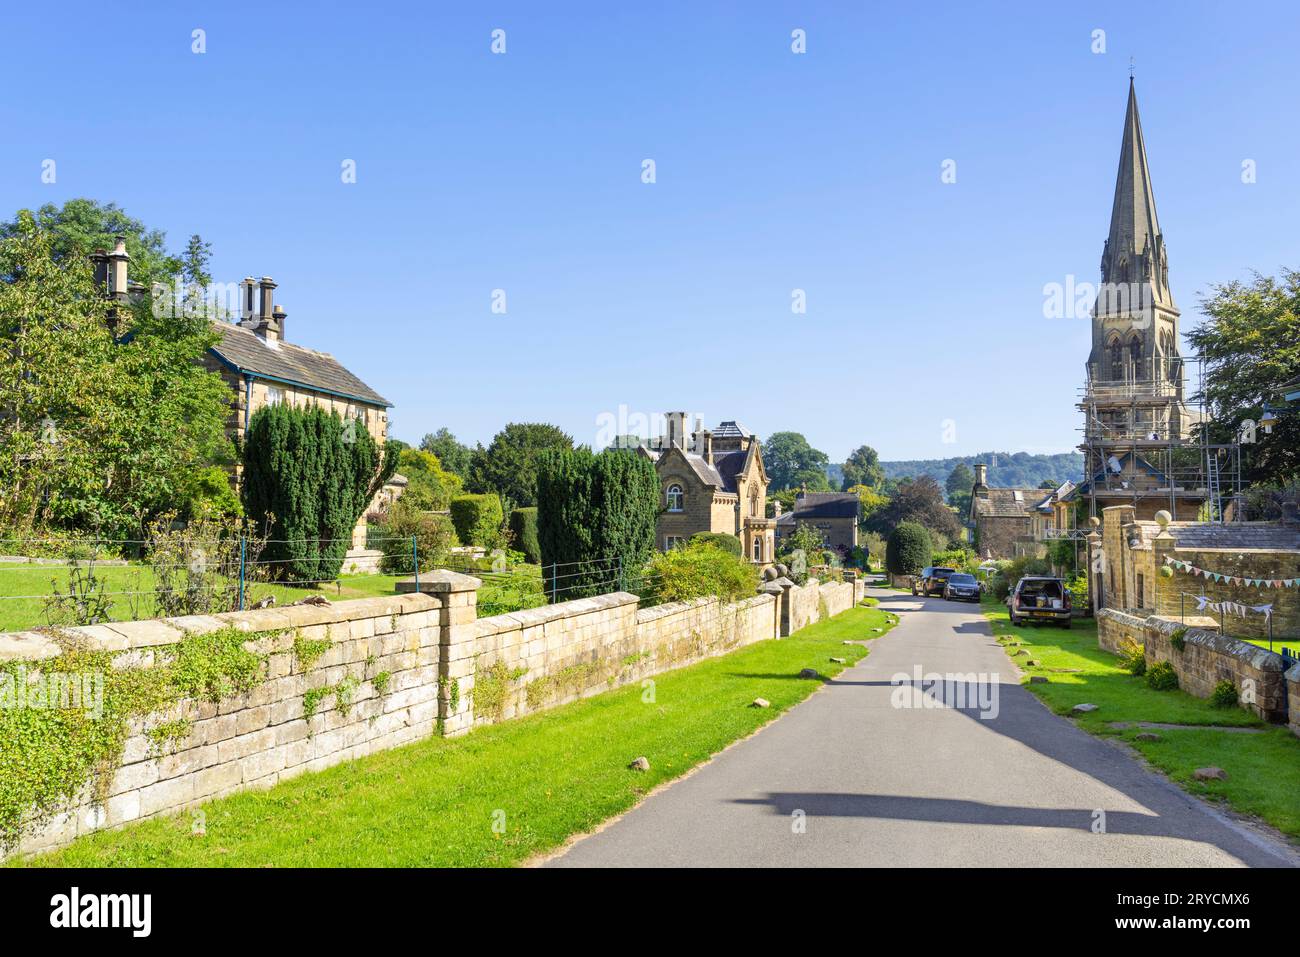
[1129,336,1144,374]
[1108,337,1123,380]
[665,484,683,512]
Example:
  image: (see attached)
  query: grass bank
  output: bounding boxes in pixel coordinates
[982,599,1300,840]
[18,603,894,867]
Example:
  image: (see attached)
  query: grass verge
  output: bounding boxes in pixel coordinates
[982,598,1300,841]
[17,603,894,867]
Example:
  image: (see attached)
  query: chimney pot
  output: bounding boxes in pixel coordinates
[258,276,277,322]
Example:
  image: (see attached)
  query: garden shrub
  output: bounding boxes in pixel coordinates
[375,501,458,574]
[449,493,505,548]
[885,522,931,577]
[1210,679,1238,709]
[690,531,742,557]
[642,540,759,606]
[1117,637,1146,676]
[1145,660,1179,691]
[509,507,541,564]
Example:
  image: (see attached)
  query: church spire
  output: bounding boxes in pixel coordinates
[1097,78,1175,314]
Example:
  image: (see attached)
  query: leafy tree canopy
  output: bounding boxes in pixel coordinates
[419,427,472,479]
[842,444,884,490]
[0,209,232,539]
[1189,268,1300,487]
[866,475,961,547]
[763,431,831,491]
[469,422,574,507]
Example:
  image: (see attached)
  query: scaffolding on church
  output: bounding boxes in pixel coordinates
[1077,353,1243,523]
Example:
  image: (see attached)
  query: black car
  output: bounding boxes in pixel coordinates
[942,572,980,602]
[912,566,957,597]
[1007,576,1072,627]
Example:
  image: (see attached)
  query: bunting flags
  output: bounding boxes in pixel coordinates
[1191,595,1274,622]
[1163,556,1299,589]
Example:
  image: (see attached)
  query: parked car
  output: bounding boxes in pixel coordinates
[1007,576,1072,627]
[912,566,957,597]
[943,572,981,602]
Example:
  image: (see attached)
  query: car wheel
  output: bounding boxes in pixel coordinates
[1009,613,1020,626]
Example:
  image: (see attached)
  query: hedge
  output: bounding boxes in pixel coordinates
[689,532,742,556]
[449,493,504,547]
[509,507,541,564]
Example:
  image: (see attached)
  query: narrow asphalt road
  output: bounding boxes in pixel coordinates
[549,588,1296,867]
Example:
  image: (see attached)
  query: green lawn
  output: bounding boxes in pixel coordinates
[17,603,894,867]
[983,599,1300,840]
[0,563,548,632]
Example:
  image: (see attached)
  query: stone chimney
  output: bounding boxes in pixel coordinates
[90,248,109,294]
[973,463,988,489]
[107,236,130,305]
[272,304,287,341]
[239,277,258,325]
[665,411,688,449]
[254,276,280,342]
[700,429,714,465]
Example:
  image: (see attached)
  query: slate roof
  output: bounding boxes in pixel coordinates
[1168,522,1300,551]
[791,492,859,520]
[209,322,391,407]
[972,487,1045,519]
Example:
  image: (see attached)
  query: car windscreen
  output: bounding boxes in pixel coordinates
[948,574,976,585]
[931,568,956,578]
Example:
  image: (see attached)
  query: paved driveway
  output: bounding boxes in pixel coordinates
[549,589,1296,867]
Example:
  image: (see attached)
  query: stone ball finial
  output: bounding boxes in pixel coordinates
[1155,509,1172,527]
[1088,516,1101,528]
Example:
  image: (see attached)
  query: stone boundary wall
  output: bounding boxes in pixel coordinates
[5,588,456,858]
[465,592,780,727]
[4,569,868,857]
[1096,608,1149,654]
[819,581,856,619]
[785,579,822,635]
[1097,608,1292,727]
[1287,663,1300,738]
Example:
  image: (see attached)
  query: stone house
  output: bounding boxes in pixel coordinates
[1092,504,1300,641]
[967,464,1051,560]
[639,414,775,564]
[202,277,396,572]
[775,491,859,554]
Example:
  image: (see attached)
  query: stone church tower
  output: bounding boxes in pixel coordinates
[1079,79,1205,520]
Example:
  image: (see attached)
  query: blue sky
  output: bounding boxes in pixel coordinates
[3,1,1298,462]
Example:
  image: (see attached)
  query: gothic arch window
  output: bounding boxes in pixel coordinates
[665,484,683,512]
[1128,335,1144,374]
[1108,336,1123,380]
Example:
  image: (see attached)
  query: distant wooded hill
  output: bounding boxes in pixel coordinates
[827,452,1084,491]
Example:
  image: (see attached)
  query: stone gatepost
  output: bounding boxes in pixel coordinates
[762,577,795,636]
[397,570,481,736]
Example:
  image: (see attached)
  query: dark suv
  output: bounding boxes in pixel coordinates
[942,572,980,602]
[1008,576,1072,627]
[912,566,957,597]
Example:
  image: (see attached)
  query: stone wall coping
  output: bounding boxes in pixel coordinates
[1146,614,1288,673]
[396,569,482,594]
[635,596,717,623]
[472,591,639,636]
[1098,608,1151,629]
[1286,662,1300,683]
[0,592,441,663]
[1172,546,1300,555]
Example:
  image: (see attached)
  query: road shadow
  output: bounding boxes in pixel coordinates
[734,792,1161,836]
